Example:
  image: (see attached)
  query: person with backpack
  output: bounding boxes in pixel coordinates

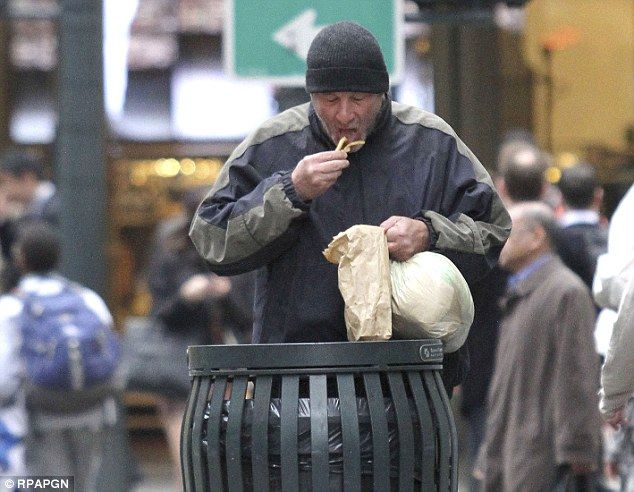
[5,223,120,492]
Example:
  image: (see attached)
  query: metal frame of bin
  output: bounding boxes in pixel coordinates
[181,339,458,491]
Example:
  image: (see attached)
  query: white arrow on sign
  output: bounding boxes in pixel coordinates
[272,9,325,61]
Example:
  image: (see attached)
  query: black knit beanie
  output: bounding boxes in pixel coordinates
[305,21,389,94]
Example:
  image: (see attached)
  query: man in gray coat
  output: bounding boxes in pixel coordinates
[477,202,602,491]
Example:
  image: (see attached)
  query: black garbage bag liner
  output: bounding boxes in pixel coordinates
[201,397,424,478]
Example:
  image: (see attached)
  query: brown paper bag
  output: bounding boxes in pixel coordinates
[323,225,392,341]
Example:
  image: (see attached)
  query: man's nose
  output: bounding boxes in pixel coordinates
[335,100,355,125]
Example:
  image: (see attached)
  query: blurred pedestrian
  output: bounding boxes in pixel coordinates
[0,291,27,477]
[593,183,634,356]
[152,188,256,343]
[497,142,549,206]
[476,202,601,491]
[555,162,607,290]
[594,184,634,490]
[0,150,57,223]
[10,223,119,492]
[599,276,634,492]
[0,150,58,293]
[190,21,511,396]
[495,129,538,176]
[600,275,634,427]
[459,134,548,489]
[146,190,234,490]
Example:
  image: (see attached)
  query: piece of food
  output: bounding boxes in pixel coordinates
[336,136,348,151]
[343,140,365,152]
[335,136,365,152]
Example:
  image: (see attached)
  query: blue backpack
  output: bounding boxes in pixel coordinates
[20,282,120,391]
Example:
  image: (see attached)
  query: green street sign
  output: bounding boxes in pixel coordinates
[225,0,403,86]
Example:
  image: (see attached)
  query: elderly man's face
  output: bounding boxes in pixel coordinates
[499,216,542,272]
[311,92,384,148]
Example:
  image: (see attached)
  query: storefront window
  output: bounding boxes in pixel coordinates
[7,0,58,144]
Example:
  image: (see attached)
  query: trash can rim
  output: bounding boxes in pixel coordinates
[187,339,444,372]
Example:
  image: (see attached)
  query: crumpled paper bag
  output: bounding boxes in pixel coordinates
[323,225,392,341]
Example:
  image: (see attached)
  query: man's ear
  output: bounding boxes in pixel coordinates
[530,225,549,250]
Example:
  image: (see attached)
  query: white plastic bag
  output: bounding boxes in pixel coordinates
[390,252,474,353]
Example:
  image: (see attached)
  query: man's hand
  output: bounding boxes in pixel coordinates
[180,274,231,302]
[380,216,430,262]
[605,406,627,429]
[291,150,349,201]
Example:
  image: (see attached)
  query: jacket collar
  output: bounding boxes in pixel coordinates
[559,209,600,227]
[308,94,392,149]
[500,254,560,310]
[18,272,65,295]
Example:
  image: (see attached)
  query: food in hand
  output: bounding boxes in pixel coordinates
[335,136,365,153]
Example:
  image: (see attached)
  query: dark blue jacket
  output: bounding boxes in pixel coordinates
[190,98,511,391]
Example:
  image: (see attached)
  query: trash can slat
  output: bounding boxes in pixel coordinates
[406,371,436,491]
[252,376,272,492]
[310,375,329,491]
[363,373,390,492]
[181,376,200,491]
[423,371,450,491]
[337,374,361,492]
[387,372,414,492]
[280,375,299,490]
[226,377,249,492]
[192,377,212,492]
[435,371,458,492]
[207,377,227,492]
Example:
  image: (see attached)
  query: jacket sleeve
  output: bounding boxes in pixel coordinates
[553,284,601,466]
[417,135,511,286]
[189,145,309,275]
[600,277,634,416]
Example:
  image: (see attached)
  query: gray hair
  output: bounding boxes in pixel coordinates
[509,201,559,245]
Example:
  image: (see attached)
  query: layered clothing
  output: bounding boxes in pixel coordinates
[190,98,511,390]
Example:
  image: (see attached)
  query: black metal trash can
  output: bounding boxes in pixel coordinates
[181,339,458,491]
